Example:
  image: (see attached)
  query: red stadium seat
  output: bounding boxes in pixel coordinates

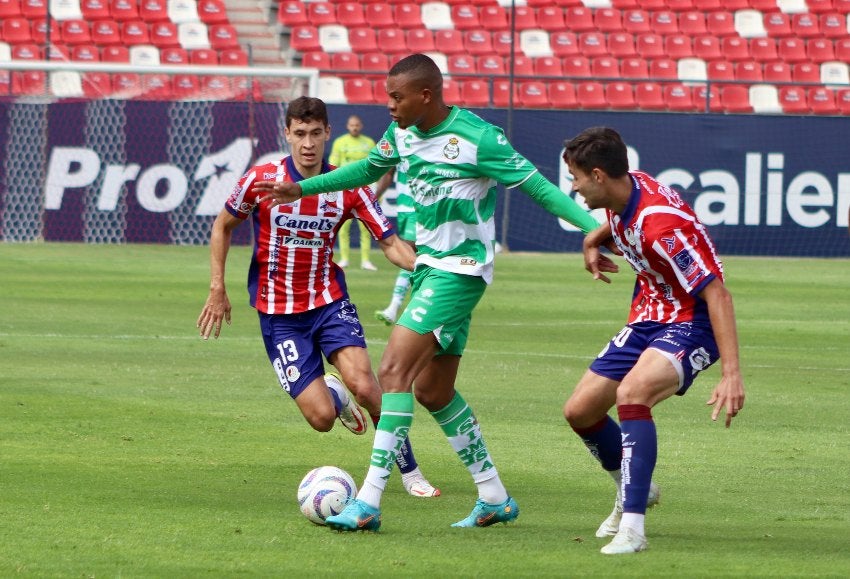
[608,32,637,57]
[722,36,751,62]
[564,6,595,32]
[576,81,607,109]
[112,72,143,98]
[518,81,550,108]
[190,47,218,65]
[71,44,100,61]
[150,21,180,48]
[592,56,619,78]
[635,82,666,110]
[140,73,173,99]
[679,11,707,36]
[477,54,505,75]
[512,55,534,77]
[807,38,836,63]
[109,0,138,22]
[651,10,679,35]
[288,26,320,53]
[508,5,537,30]
[48,47,72,63]
[808,86,838,114]
[209,24,239,50]
[277,1,308,28]
[735,60,763,81]
[578,31,607,57]
[693,85,723,112]
[464,29,494,56]
[537,6,567,31]
[778,37,808,63]
[563,55,591,78]
[664,83,698,111]
[2,17,32,43]
[791,13,821,38]
[720,85,753,113]
[160,46,189,64]
[101,44,129,61]
[694,35,722,61]
[171,74,200,99]
[442,78,461,104]
[335,2,365,27]
[394,3,422,28]
[548,81,578,109]
[361,52,388,79]
[343,77,375,104]
[447,53,476,78]
[120,20,150,46]
[300,51,330,70]
[763,12,792,37]
[492,30,518,56]
[606,81,636,110]
[668,0,696,10]
[32,18,59,44]
[806,0,835,12]
[836,88,850,114]
[763,61,792,82]
[636,33,665,58]
[197,0,228,25]
[460,79,490,107]
[778,86,810,114]
[665,34,694,59]
[330,52,359,76]
[139,0,168,22]
[836,38,850,62]
[750,37,779,62]
[376,28,406,54]
[363,3,393,28]
[406,28,435,53]
[551,31,579,57]
[82,71,113,97]
[649,58,678,79]
[20,0,46,18]
[621,57,649,79]
[306,2,336,26]
[708,59,735,81]
[434,29,465,54]
[622,9,651,34]
[450,4,480,30]
[80,0,109,20]
[594,7,622,33]
[706,11,736,36]
[60,19,91,45]
[492,79,519,107]
[221,47,247,66]
[347,27,377,53]
[0,0,22,18]
[534,55,563,76]
[792,61,820,83]
[819,13,847,39]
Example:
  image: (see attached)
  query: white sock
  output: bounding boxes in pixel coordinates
[475,473,508,505]
[620,513,645,536]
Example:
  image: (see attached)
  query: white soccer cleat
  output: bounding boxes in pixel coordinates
[361,261,378,271]
[325,372,367,435]
[601,527,648,555]
[337,259,349,268]
[402,469,441,497]
[374,307,397,326]
[596,482,660,538]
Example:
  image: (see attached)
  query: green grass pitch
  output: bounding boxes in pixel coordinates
[1,243,848,577]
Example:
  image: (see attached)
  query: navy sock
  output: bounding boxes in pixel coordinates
[618,404,657,514]
[371,414,417,474]
[572,415,623,472]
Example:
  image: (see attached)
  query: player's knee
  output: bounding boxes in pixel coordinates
[304,408,336,432]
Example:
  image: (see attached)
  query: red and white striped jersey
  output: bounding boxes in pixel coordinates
[225,156,393,315]
[608,171,724,325]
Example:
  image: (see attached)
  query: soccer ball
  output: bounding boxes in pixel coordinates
[297,466,357,525]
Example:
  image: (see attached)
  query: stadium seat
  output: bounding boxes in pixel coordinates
[708,59,735,81]
[622,9,651,33]
[80,0,109,20]
[394,3,423,28]
[460,79,490,107]
[289,25,321,53]
[2,17,32,43]
[375,28,405,54]
[819,13,846,39]
[492,79,518,107]
[678,57,708,82]
[635,81,666,110]
[112,72,143,98]
[763,60,792,82]
[720,85,753,112]
[167,0,199,24]
[807,38,836,63]
[665,34,694,59]
[835,88,850,114]
[364,3,394,28]
[518,80,550,108]
[791,13,820,38]
[592,56,619,78]
[197,0,227,25]
[334,2,365,27]
[421,1,454,30]
[11,70,46,95]
[21,0,47,18]
[821,61,850,85]
[319,25,352,54]
[343,77,374,104]
[407,28,435,52]
[160,46,188,64]
[621,56,649,78]
[477,54,505,75]
[520,29,553,57]
[578,31,607,57]
[707,11,736,36]
[777,0,808,12]
[0,0,22,18]
[534,55,562,76]
[347,27,378,53]
[492,30,518,56]
[61,20,92,45]
[11,43,42,60]
[178,21,210,50]
[82,71,113,96]
[836,38,850,62]
[576,81,607,109]
[512,55,535,77]
[121,20,150,46]
[139,73,173,100]
[442,78,461,104]
[551,31,579,57]
[150,21,179,48]
[649,57,678,79]
[806,0,835,12]
[51,0,83,20]
[563,55,591,78]
[101,44,129,61]
[694,35,723,60]
[548,81,578,109]
[734,9,768,38]
[693,85,723,112]
[464,29,494,55]
[778,37,808,63]
[277,1,308,28]
[608,32,636,57]
[0,41,10,62]
[447,53,476,78]
[664,82,698,111]
[220,47,247,66]
[651,10,679,35]
[808,86,838,114]
[139,0,168,22]
[330,51,359,75]
[750,37,779,62]
[594,7,622,33]
[450,4,480,30]
[110,0,137,21]
[306,2,336,27]
[434,29,465,54]
[71,44,100,61]
[763,12,792,37]
[209,23,238,50]
[748,84,782,113]
[792,61,820,83]
[317,75,346,104]
[564,6,595,32]
[636,33,665,58]
[778,85,809,113]
[167,73,196,98]
[679,11,707,36]
[201,75,238,100]
[129,44,160,65]
[735,60,763,81]
[747,0,780,10]
[32,18,60,44]
[606,81,636,110]
[537,6,566,31]
[300,50,330,70]
[508,6,537,30]
[721,36,751,61]
[361,52,388,78]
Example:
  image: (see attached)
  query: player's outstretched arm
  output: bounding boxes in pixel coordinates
[377,233,416,272]
[701,278,745,427]
[518,172,600,234]
[254,181,302,207]
[197,209,239,339]
[257,160,389,207]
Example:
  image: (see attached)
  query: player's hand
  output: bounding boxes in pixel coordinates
[706,374,745,428]
[197,291,232,340]
[254,180,303,207]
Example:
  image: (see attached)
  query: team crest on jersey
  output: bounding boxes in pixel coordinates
[323,191,339,203]
[443,137,460,160]
[285,365,301,383]
[378,139,395,158]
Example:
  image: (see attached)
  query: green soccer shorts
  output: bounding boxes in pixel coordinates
[397,265,487,356]
[396,209,416,242]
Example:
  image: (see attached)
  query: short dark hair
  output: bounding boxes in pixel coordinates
[388,53,443,93]
[563,127,629,179]
[285,96,328,128]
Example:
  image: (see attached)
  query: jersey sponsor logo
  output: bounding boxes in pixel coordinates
[435,168,460,178]
[673,249,701,283]
[460,258,478,266]
[282,236,323,248]
[661,235,678,253]
[323,191,339,203]
[378,139,394,158]
[443,137,460,160]
[273,215,335,231]
[263,171,280,180]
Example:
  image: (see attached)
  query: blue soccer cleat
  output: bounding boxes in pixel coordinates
[325,498,381,532]
[452,496,519,528]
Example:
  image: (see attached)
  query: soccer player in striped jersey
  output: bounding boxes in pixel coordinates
[254,54,610,532]
[562,127,745,554]
[196,96,439,498]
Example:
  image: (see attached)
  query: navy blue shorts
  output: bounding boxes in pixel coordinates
[589,321,719,395]
[258,298,367,398]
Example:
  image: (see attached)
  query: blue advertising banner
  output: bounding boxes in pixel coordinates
[1,100,847,256]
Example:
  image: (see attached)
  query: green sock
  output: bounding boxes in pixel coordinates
[358,393,413,508]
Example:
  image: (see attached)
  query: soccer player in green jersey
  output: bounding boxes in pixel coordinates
[255,53,615,532]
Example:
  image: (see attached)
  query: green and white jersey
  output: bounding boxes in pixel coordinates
[394,159,413,214]
[368,107,536,284]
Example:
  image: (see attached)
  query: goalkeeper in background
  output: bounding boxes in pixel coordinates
[254,54,612,532]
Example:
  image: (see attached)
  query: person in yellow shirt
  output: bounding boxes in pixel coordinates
[329,115,378,271]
